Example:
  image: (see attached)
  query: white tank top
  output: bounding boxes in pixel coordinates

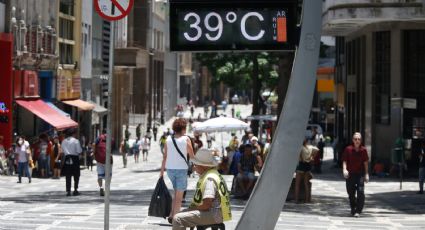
[166,135,189,170]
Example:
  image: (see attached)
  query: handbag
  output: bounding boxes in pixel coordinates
[171,135,191,175]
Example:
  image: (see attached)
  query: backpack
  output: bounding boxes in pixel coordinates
[95,135,108,164]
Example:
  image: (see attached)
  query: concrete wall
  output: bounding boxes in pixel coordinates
[80,0,92,80]
[0,2,5,33]
[345,21,425,162]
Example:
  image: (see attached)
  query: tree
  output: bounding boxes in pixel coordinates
[195,52,280,136]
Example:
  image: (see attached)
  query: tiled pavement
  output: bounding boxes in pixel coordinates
[1,105,425,229]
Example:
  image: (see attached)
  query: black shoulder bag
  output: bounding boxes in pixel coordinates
[171,135,192,176]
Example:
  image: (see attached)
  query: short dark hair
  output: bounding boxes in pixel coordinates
[172,118,187,134]
[102,129,107,134]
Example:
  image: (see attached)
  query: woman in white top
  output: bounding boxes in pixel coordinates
[160,118,195,223]
[14,136,31,183]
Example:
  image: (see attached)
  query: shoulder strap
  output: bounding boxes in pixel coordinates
[171,135,189,165]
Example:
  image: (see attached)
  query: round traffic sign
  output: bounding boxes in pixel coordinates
[94,0,134,21]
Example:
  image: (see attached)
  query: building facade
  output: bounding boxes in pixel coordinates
[323,0,425,171]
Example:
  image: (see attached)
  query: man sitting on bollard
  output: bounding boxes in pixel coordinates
[172,148,232,230]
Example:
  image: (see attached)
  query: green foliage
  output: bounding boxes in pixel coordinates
[194,52,280,90]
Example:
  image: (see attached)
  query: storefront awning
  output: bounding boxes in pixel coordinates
[45,101,70,118]
[90,101,108,114]
[62,99,95,111]
[16,99,78,131]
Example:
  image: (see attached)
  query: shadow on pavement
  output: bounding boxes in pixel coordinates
[132,168,161,174]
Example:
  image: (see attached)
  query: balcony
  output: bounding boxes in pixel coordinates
[322,0,425,36]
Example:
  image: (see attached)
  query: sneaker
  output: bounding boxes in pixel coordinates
[417,191,424,194]
[66,192,71,196]
[73,191,80,196]
[100,188,105,196]
[354,213,360,218]
[28,178,31,183]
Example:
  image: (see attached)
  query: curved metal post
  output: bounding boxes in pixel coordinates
[236,0,323,229]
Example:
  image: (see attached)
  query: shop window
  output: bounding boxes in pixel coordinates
[404,30,425,94]
[374,31,391,125]
[59,43,73,64]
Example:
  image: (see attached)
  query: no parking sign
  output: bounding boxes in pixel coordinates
[94,0,134,21]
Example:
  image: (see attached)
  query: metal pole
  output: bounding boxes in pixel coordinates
[400,104,403,190]
[236,1,322,229]
[104,19,115,230]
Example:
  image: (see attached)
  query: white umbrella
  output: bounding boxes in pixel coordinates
[193,117,249,154]
[193,117,249,133]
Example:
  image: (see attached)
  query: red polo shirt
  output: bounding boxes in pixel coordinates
[342,145,369,174]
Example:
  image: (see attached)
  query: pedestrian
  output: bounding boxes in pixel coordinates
[159,132,167,154]
[86,142,94,171]
[61,128,83,196]
[133,138,140,163]
[153,125,158,142]
[141,134,150,161]
[0,136,7,175]
[417,140,425,194]
[160,118,195,224]
[93,130,113,196]
[146,127,152,144]
[125,125,131,140]
[190,106,195,118]
[172,148,232,230]
[14,136,32,183]
[52,135,62,179]
[231,106,235,118]
[136,124,141,140]
[236,143,262,199]
[38,133,52,178]
[206,134,213,149]
[119,137,130,168]
[204,104,209,118]
[342,132,369,217]
[295,138,318,203]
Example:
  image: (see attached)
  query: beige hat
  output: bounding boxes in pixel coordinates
[191,148,218,167]
[251,136,258,142]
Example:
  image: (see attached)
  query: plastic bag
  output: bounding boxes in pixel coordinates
[148,177,172,218]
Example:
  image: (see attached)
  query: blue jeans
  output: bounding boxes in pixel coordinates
[18,162,31,181]
[419,167,425,192]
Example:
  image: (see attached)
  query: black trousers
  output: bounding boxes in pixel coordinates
[63,155,80,192]
[66,174,80,192]
[346,173,365,214]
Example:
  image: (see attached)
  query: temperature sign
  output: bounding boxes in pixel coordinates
[170,0,298,51]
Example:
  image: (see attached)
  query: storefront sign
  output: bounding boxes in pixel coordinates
[0,34,13,148]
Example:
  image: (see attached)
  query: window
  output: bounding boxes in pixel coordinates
[404,30,425,94]
[60,43,73,64]
[374,31,391,124]
[59,18,74,40]
[60,0,74,15]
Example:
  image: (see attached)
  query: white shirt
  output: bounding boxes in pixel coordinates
[61,137,82,156]
[166,135,189,170]
[140,137,150,150]
[15,141,30,163]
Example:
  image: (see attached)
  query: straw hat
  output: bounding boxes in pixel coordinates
[191,148,218,167]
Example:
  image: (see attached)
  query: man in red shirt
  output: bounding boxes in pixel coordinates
[342,132,369,218]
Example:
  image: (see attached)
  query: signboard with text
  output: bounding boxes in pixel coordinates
[170,0,298,51]
[94,0,134,21]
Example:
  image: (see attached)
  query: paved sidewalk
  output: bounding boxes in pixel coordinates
[0,106,425,229]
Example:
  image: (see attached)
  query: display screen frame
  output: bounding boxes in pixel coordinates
[169,0,299,52]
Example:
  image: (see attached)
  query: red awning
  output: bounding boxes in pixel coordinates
[16,99,78,131]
